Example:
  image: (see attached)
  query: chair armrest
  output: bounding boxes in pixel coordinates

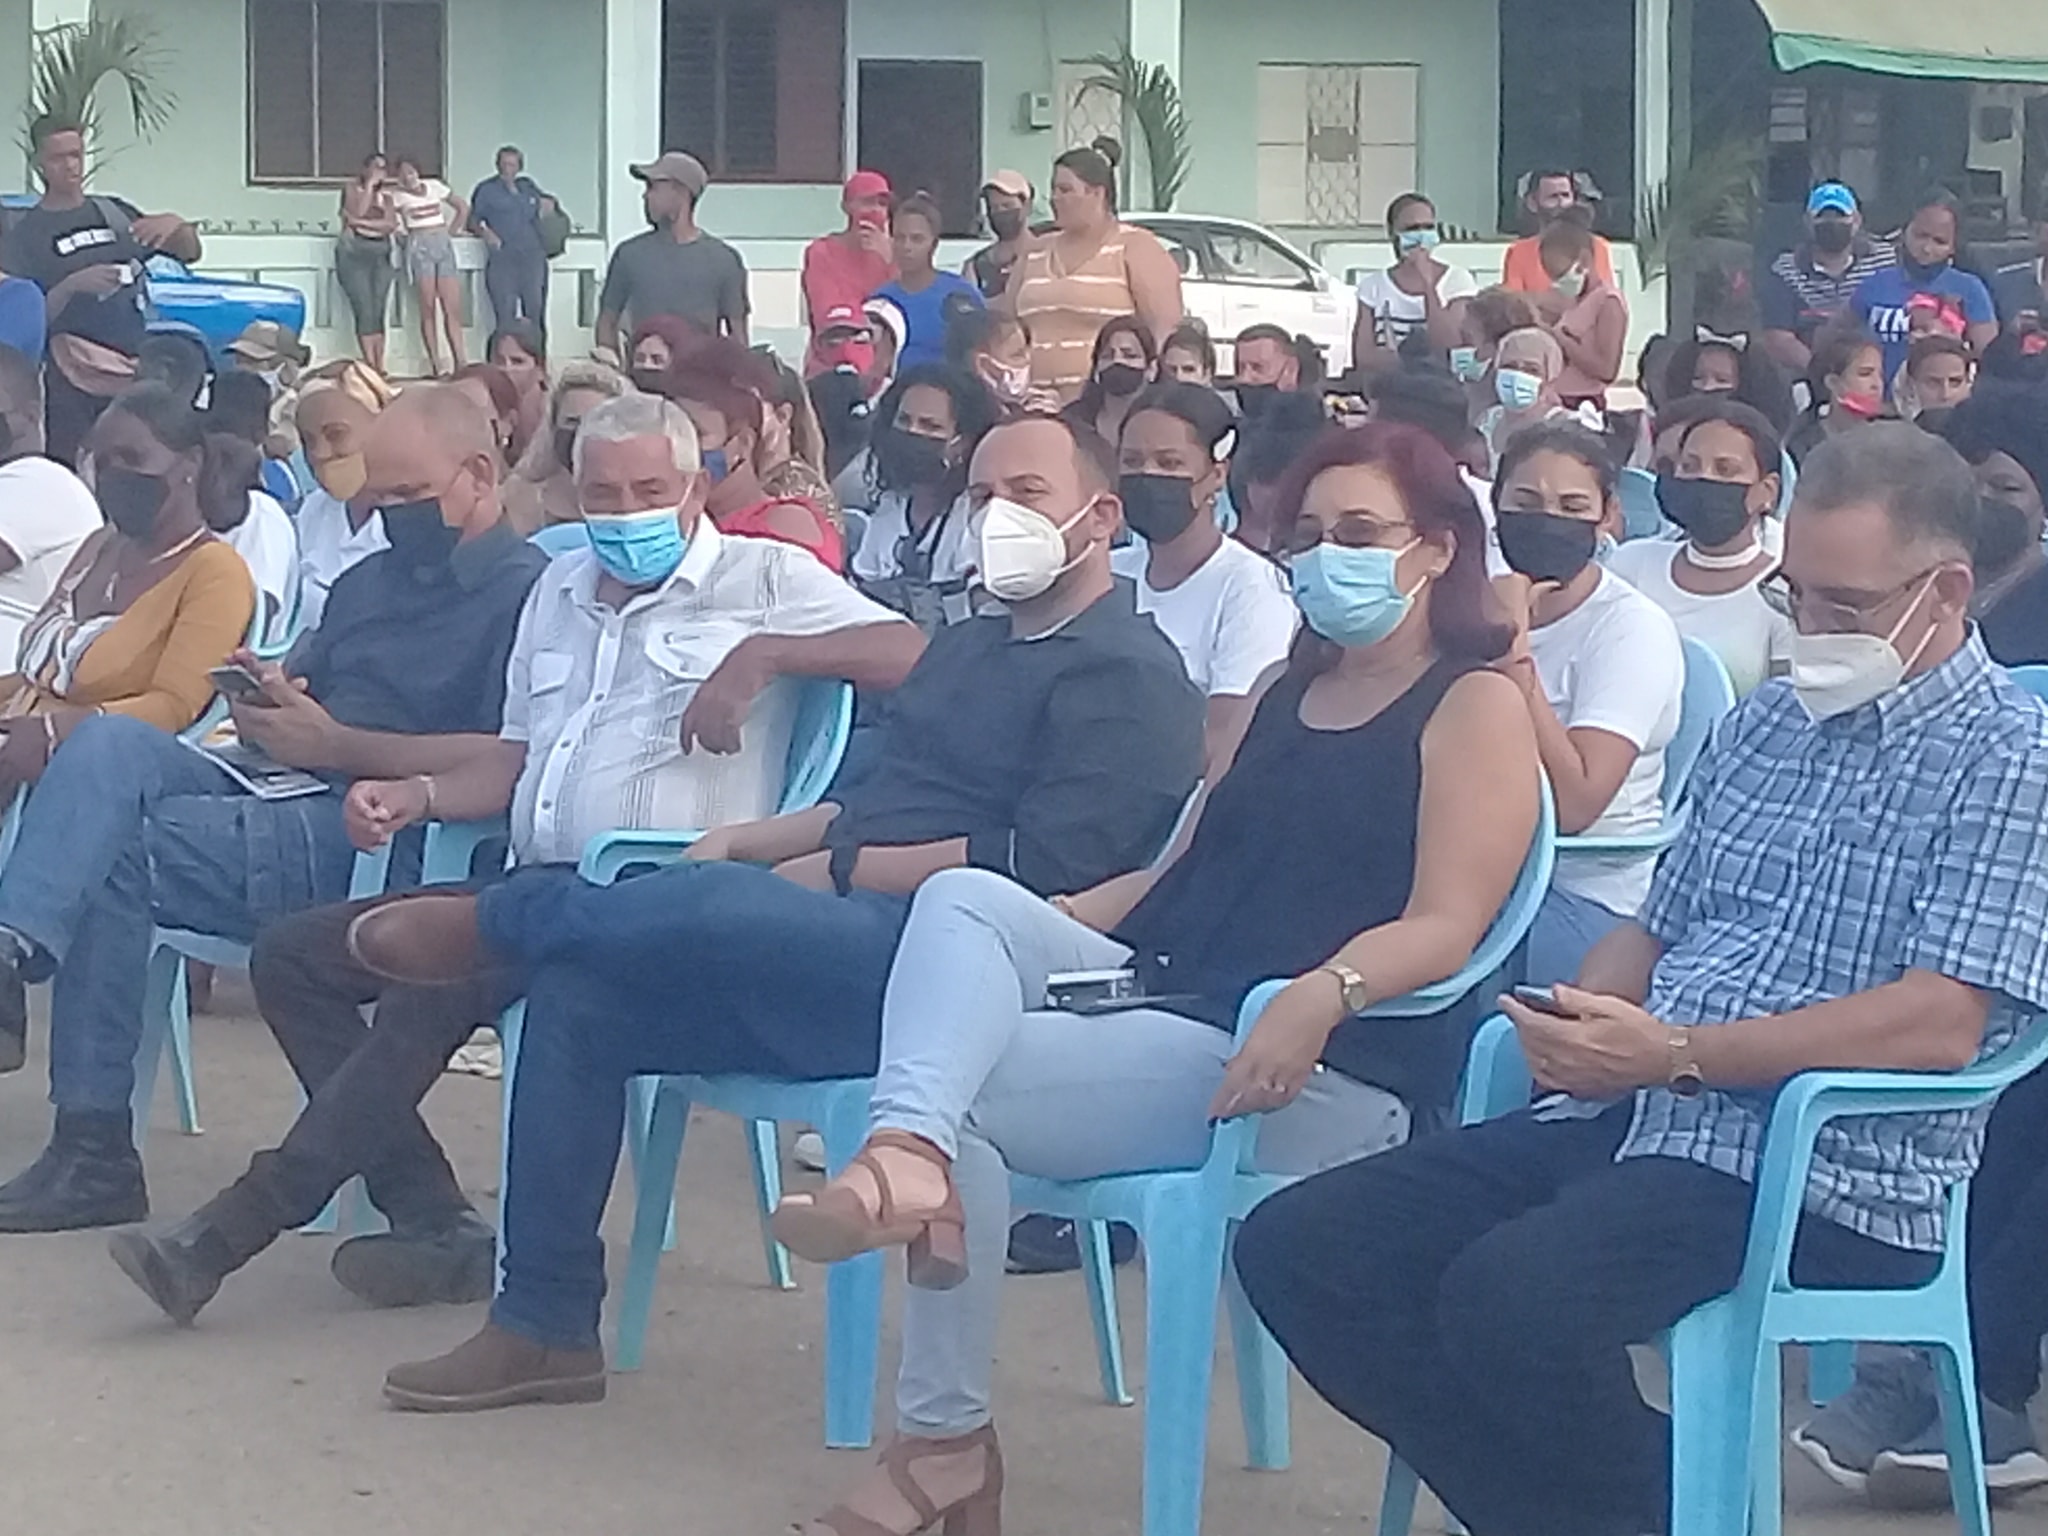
[347,817,507,899]
[1556,818,1687,857]
[1458,1013,1532,1125]
[577,828,703,886]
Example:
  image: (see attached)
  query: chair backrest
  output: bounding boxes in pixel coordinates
[776,679,855,814]
[1364,773,1557,1019]
[1663,637,1737,807]
[841,507,870,564]
[1616,467,1668,542]
[529,521,590,558]
[2008,664,2048,705]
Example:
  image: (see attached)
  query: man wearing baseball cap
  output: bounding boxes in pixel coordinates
[595,150,750,358]
[1758,180,1894,374]
[800,170,897,378]
[966,169,1036,299]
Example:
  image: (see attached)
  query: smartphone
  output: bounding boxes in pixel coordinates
[1510,984,1574,1017]
[1045,968,1137,1011]
[207,663,268,702]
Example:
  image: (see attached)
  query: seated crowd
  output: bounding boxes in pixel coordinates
[3,155,2048,1536]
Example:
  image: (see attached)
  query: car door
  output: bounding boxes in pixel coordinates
[1205,224,1351,376]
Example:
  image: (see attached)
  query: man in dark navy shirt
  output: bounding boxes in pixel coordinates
[1757,182,1894,376]
[352,413,1204,1411]
[468,145,556,335]
[0,387,544,1234]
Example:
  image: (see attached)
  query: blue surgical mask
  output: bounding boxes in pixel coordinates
[1449,346,1486,382]
[1396,227,1440,254]
[702,448,731,483]
[1496,369,1542,411]
[584,506,688,587]
[1290,540,1421,648]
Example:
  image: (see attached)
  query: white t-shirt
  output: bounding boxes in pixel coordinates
[0,456,101,667]
[1604,539,1793,698]
[292,489,388,630]
[1111,537,1298,697]
[1355,264,1479,349]
[389,180,453,234]
[1526,568,1684,917]
[849,490,981,627]
[225,491,301,648]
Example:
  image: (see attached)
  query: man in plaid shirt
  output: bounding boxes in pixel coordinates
[1237,422,2048,1536]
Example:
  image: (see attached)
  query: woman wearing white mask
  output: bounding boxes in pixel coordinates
[1490,421,1683,985]
[1608,398,1794,696]
[1354,192,1479,376]
[771,422,1541,1536]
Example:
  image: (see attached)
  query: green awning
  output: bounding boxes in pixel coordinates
[1757,0,2048,81]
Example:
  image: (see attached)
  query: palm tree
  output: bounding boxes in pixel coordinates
[25,14,177,161]
[1079,46,1192,212]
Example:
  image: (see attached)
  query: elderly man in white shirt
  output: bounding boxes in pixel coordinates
[0,345,101,665]
[107,392,924,1327]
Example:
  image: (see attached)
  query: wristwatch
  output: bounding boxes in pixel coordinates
[1316,962,1372,1017]
[1666,1027,1705,1099]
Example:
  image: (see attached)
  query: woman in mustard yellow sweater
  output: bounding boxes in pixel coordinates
[0,383,255,797]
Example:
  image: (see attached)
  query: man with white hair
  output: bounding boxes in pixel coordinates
[108,392,923,1326]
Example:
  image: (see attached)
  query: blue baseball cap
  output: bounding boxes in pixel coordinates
[1807,182,1858,217]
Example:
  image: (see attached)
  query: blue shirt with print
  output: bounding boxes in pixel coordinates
[1850,263,1995,377]
[875,272,984,373]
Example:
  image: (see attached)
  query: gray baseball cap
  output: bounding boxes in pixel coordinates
[630,151,709,199]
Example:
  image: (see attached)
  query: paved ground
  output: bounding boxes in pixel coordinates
[2,979,2046,1536]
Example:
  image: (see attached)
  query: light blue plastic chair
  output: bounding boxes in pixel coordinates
[1618,467,1671,542]
[527,521,590,559]
[1380,1010,2048,1536]
[1556,636,1735,858]
[841,507,870,564]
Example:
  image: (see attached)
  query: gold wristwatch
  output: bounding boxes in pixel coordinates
[1316,962,1371,1016]
[1666,1027,1705,1099]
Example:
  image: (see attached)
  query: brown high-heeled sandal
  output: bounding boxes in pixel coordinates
[809,1424,1003,1536]
[771,1130,968,1290]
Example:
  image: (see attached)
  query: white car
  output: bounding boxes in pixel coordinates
[1126,213,1354,379]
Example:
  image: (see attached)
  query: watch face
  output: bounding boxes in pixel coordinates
[1670,1072,1705,1100]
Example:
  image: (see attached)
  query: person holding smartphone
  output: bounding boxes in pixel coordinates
[801,171,897,379]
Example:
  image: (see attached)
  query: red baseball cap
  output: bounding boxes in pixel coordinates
[817,302,869,334]
[843,170,891,205]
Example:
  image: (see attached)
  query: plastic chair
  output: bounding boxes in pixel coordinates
[527,521,590,558]
[841,507,870,564]
[1618,467,1671,542]
[1556,637,1735,858]
[1379,1012,2048,1536]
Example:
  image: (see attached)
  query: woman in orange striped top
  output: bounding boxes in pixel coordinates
[1007,138,1183,404]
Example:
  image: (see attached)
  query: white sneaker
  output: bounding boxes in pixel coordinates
[792,1130,827,1172]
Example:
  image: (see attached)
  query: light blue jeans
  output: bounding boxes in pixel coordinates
[869,867,1412,1437]
[1524,885,1631,988]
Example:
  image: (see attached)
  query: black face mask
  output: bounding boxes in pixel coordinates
[1236,382,1279,420]
[631,367,668,395]
[1495,510,1599,584]
[874,425,951,491]
[378,497,464,569]
[1974,497,2038,579]
[1901,255,1951,283]
[1097,363,1146,398]
[988,207,1027,241]
[1118,472,1200,544]
[554,425,579,471]
[98,466,171,539]
[1810,218,1854,255]
[1656,474,1755,549]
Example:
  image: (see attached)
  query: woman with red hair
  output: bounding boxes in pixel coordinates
[770,422,1542,1536]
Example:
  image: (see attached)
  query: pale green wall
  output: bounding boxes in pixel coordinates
[1,0,29,190]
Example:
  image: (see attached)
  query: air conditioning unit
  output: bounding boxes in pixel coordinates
[1021,91,1054,132]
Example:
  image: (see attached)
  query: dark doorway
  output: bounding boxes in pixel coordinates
[858,60,984,237]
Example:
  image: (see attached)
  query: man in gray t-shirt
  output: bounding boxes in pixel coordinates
[597,151,750,354]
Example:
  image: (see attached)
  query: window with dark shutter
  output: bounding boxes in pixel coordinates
[661,0,844,184]
[247,0,447,184]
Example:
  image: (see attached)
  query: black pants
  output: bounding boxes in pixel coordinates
[1967,1060,2048,1410]
[1235,1106,1937,1536]
[196,891,523,1259]
[484,250,547,334]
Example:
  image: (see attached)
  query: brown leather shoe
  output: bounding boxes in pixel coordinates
[347,893,487,987]
[383,1323,606,1412]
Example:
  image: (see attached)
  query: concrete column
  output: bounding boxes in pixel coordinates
[1125,0,1182,80]
[1635,0,1673,332]
[0,0,32,187]
[602,0,664,250]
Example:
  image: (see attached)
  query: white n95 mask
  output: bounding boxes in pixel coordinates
[976,496,1094,603]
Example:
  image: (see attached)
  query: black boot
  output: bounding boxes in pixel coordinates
[108,1215,240,1325]
[330,1208,498,1308]
[0,1109,148,1232]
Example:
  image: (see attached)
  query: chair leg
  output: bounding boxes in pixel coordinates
[1082,1217,1133,1406]
[1223,1232,1289,1470]
[1747,1342,1785,1536]
[1807,1340,1854,1406]
[818,1091,881,1451]
[493,1000,524,1289]
[165,963,201,1135]
[1931,1342,1994,1536]
[746,1119,795,1291]
[1668,1300,1763,1536]
[1135,1187,1230,1536]
[623,1075,677,1253]
[612,1084,690,1372]
[1376,1457,1421,1536]
[132,944,180,1138]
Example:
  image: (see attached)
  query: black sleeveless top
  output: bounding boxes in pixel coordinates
[1113,657,1499,1114]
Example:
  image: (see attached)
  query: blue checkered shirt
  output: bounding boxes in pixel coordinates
[1568,636,2048,1250]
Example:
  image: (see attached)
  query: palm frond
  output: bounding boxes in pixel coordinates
[27,16,177,150]
[1079,47,1192,212]
[1636,136,1763,283]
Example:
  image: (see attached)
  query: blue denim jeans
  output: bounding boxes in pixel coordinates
[477,859,910,1351]
[0,715,356,1116]
[1524,886,1631,989]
